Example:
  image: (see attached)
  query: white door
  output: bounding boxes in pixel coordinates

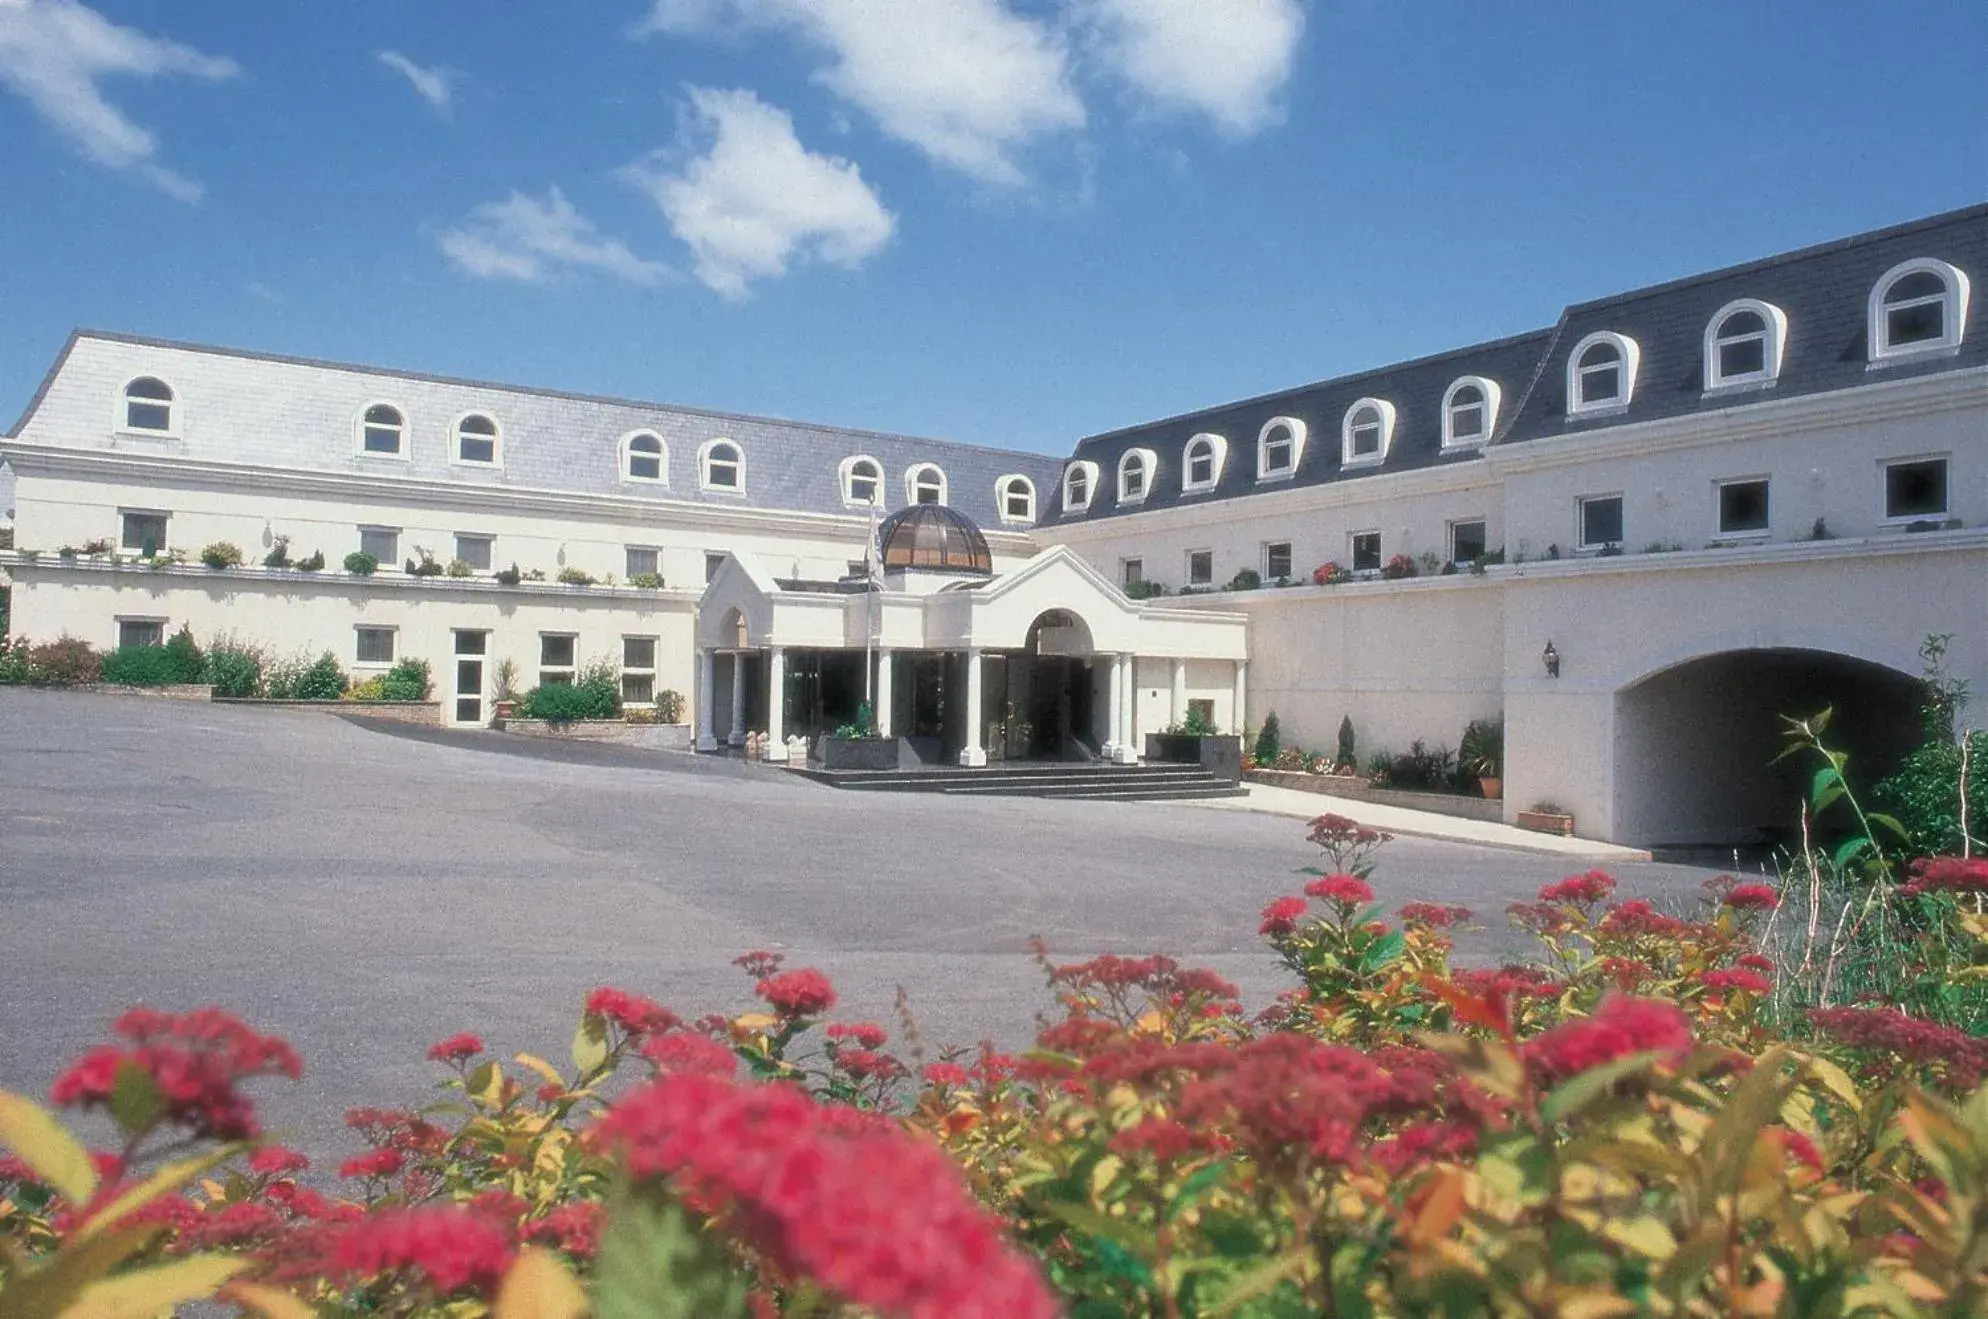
[452,630,489,726]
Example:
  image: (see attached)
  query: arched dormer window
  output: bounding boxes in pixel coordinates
[906,463,947,505]
[122,377,175,434]
[1182,433,1226,493]
[1340,398,1396,466]
[1117,448,1156,504]
[1440,377,1500,448]
[700,438,744,492]
[1257,416,1306,480]
[1063,461,1098,512]
[1565,331,1640,415]
[622,432,666,483]
[454,413,500,465]
[840,455,883,506]
[1704,299,1788,388]
[996,474,1036,523]
[1869,258,1970,361]
[359,403,405,456]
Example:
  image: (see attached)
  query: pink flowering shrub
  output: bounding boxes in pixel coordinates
[2,827,1986,1315]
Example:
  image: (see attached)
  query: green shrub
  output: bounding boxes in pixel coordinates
[1123,578,1165,600]
[405,549,443,578]
[1336,714,1357,771]
[99,645,184,686]
[203,635,265,698]
[163,625,203,682]
[260,536,291,569]
[493,564,523,586]
[1874,731,1987,859]
[295,549,325,572]
[445,557,474,578]
[626,571,664,589]
[655,688,686,723]
[377,658,432,702]
[344,675,385,701]
[575,658,623,717]
[199,541,243,570]
[1253,710,1281,765]
[1226,568,1261,591]
[267,651,348,701]
[0,636,30,684]
[556,566,597,586]
[26,637,102,686]
[1459,717,1503,779]
[521,682,616,721]
[343,551,379,576]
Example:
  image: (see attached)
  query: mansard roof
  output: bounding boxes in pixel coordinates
[9,331,1064,529]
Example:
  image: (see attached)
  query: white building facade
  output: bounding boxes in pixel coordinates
[3,204,1984,845]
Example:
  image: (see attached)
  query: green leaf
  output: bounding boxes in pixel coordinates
[0,1226,162,1319]
[0,1089,98,1205]
[572,1015,611,1075]
[62,1252,247,1319]
[1161,1159,1229,1222]
[1809,765,1843,809]
[1865,811,1909,842]
[1328,1240,1378,1319]
[1208,1245,1310,1317]
[1541,1050,1662,1124]
[108,1061,163,1137]
[594,1181,749,1319]
[1359,930,1406,974]
[73,1144,248,1244]
[1831,834,1873,869]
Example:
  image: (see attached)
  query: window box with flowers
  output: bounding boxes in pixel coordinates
[1312,562,1351,586]
[1381,553,1417,581]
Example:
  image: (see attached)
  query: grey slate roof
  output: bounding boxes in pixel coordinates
[10,331,1064,529]
[1046,202,1988,526]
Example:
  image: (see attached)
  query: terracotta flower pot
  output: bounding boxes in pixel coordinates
[1479,776,1503,800]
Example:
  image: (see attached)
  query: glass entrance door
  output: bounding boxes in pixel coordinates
[453,631,489,726]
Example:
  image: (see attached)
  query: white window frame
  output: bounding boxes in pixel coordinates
[119,508,170,555]
[1256,416,1306,481]
[1340,398,1396,468]
[839,454,884,507]
[620,635,659,707]
[1576,493,1626,552]
[1062,461,1098,512]
[451,412,501,467]
[1881,454,1951,524]
[699,438,745,493]
[1703,299,1788,390]
[115,616,167,650]
[1116,448,1156,505]
[1185,548,1214,588]
[357,401,407,458]
[905,463,948,506]
[538,633,578,687]
[1714,476,1772,538]
[620,431,668,485]
[624,545,661,580]
[1448,518,1488,565]
[354,625,398,668]
[358,525,400,565]
[1262,540,1293,581]
[1182,433,1227,493]
[453,533,494,572]
[1869,258,1971,363]
[1566,331,1641,416]
[1349,530,1382,573]
[1440,376,1501,449]
[118,375,179,438]
[995,474,1036,523]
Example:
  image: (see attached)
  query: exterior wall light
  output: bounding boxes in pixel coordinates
[1543,641,1560,678]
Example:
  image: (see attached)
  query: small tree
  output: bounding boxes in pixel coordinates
[1336,715,1357,772]
[1254,711,1281,766]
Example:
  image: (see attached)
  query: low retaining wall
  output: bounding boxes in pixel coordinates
[1244,769,1504,822]
[76,683,213,701]
[213,697,442,726]
[500,719,694,751]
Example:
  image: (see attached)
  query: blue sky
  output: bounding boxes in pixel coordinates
[1,0,1983,455]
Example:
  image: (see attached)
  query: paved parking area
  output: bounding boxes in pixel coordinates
[0,690,1729,1160]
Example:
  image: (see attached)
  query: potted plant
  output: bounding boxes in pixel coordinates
[491,658,521,721]
[821,701,898,770]
[1460,717,1503,799]
[1517,801,1575,836]
[1145,707,1244,782]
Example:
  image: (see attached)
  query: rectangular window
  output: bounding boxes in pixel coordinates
[1350,531,1381,572]
[1188,697,1216,726]
[1121,557,1144,587]
[119,510,169,555]
[1718,337,1767,380]
[704,552,726,584]
[1263,541,1292,581]
[1187,550,1213,587]
[1578,494,1624,550]
[1262,435,1293,474]
[359,526,399,564]
[117,618,164,649]
[1717,479,1770,535]
[355,626,396,666]
[625,546,660,580]
[622,636,658,705]
[1449,519,1487,565]
[539,633,577,687]
[454,534,493,571]
[1885,458,1949,520]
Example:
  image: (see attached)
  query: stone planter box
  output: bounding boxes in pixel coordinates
[214,697,440,725]
[1516,809,1576,836]
[1243,768,1504,823]
[1144,733,1243,782]
[501,719,694,750]
[819,736,903,770]
[78,683,212,701]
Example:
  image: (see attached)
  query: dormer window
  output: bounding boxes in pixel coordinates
[1182,434,1226,492]
[1566,331,1640,415]
[907,463,947,505]
[123,377,175,434]
[1063,461,1098,512]
[701,439,743,491]
[623,432,666,483]
[1869,258,1970,361]
[1704,299,1787,388]
[1440,377,1500,448]
[360,403,404,455]
[841,456,882,506]
[1256,417,1305,480]
[997,475,1036,523]
[1340,399,1395,467]
[1118,448,1155,504]
[455,414,499,465]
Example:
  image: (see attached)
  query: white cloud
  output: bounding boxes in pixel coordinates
[0,0,237,201]
[642,0,1084,186]
[375,50,457,113]
[621,87,896,299]
[1076,0,1303,137]
[437,187,671,286]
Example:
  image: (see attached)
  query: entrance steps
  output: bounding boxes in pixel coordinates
[791,760,1248,803]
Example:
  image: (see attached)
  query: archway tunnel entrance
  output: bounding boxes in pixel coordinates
[1613,648,1923,850]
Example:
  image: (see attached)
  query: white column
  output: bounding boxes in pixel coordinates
[958,648,987,767]
[695,648,718,751]
[1233,659,1248,734]
[727,653,746,746]
[1171,657,1187,728]
[1115,653,1139,764]
[874,648,894,737]
[764,646,789,762]
[1102,653,1121,760]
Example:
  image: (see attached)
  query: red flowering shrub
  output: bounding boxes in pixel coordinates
[1722,882,1781,911]
[1520,994,1694,1084]
[1901,855,1988,897]
[425,1032,483,1064]
[1538,869,1616,906]
[755,968,837,1018]
[48,1006,300,1141]
[1303,872,1374,907]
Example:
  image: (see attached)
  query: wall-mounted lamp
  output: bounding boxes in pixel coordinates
[1542,641,1560,678]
